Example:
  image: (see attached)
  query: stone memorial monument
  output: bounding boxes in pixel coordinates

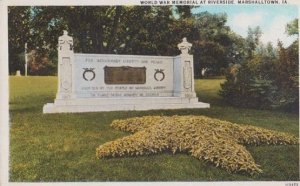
[43,31,210,113]
[15,70,21,76]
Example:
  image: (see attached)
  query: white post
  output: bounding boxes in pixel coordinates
[25,43,28,76]
[56,30,74,100]
[173,38,197,98]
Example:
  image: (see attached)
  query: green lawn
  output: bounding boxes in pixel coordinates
[9,76,299,181]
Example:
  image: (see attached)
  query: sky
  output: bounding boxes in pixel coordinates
[192,5,298,47]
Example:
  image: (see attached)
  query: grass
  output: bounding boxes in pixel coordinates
[9,76,299,181]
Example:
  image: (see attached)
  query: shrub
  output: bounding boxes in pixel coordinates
[220,42,299,112]
[28,50,57,76]
[219,62,276,109]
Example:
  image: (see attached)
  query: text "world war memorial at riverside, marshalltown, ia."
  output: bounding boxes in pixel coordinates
[43,31,210,113]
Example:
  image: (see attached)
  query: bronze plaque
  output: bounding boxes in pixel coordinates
[104,66,146,84]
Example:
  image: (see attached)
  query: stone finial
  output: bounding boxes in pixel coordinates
[177,37,192,55]
[59,30,73,51]
[63,30,68,35]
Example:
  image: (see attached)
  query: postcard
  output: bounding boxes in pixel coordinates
[0,0,299,186]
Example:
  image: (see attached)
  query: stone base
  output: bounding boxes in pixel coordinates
[43,97,210,113]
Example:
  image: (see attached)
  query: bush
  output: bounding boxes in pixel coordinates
[220,41,299,112]
[220,62,275,109]
[28,50,57,76]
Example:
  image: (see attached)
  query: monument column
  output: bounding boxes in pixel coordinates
[56,30,74,99]
[174,38,197,98]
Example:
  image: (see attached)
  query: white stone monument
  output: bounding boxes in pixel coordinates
[15,70,21,76]
[43,31,210,113]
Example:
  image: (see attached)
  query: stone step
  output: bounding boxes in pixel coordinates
[54,97,200,106]
[43,101,210,113]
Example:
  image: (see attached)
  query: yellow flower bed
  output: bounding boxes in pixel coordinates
[96,115,298,174]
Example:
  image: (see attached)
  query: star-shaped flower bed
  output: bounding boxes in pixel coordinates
[96,115,298,174]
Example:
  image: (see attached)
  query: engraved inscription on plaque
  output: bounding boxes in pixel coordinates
[104,66,146,84]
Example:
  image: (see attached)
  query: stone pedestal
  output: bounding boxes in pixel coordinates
[15,70,21,76]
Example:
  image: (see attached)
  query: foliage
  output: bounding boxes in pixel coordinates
[8,6,31,75]
[27,50,56,75]
[8,6,238,76]
[175,6,194,19]
[96,115,298,174]
[9,6,188,75]
[271,41,299,111]
[30,6,124,54]
[245,26,262,60]
[220,21,299,112]
[116,6,184,56]
[286,18,298,36]
[191,12,238,76]
[8,6,297,80]
[220,57,277,109]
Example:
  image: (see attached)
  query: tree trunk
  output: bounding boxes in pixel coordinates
[107,6,122,53]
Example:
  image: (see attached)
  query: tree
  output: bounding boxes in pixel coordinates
[286,18,298,36]
[270,40,299,111]
[116,6,183,56]
[175,6,194,19]
[191,12,236,76]
[10,6,190,75]
[220,20,299,112]
[27,50,56,75]
[8,6,31,75]
[245,26,262,60]
[8,6,250,78]
[30,6,123,54]
[29,6,193,56]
